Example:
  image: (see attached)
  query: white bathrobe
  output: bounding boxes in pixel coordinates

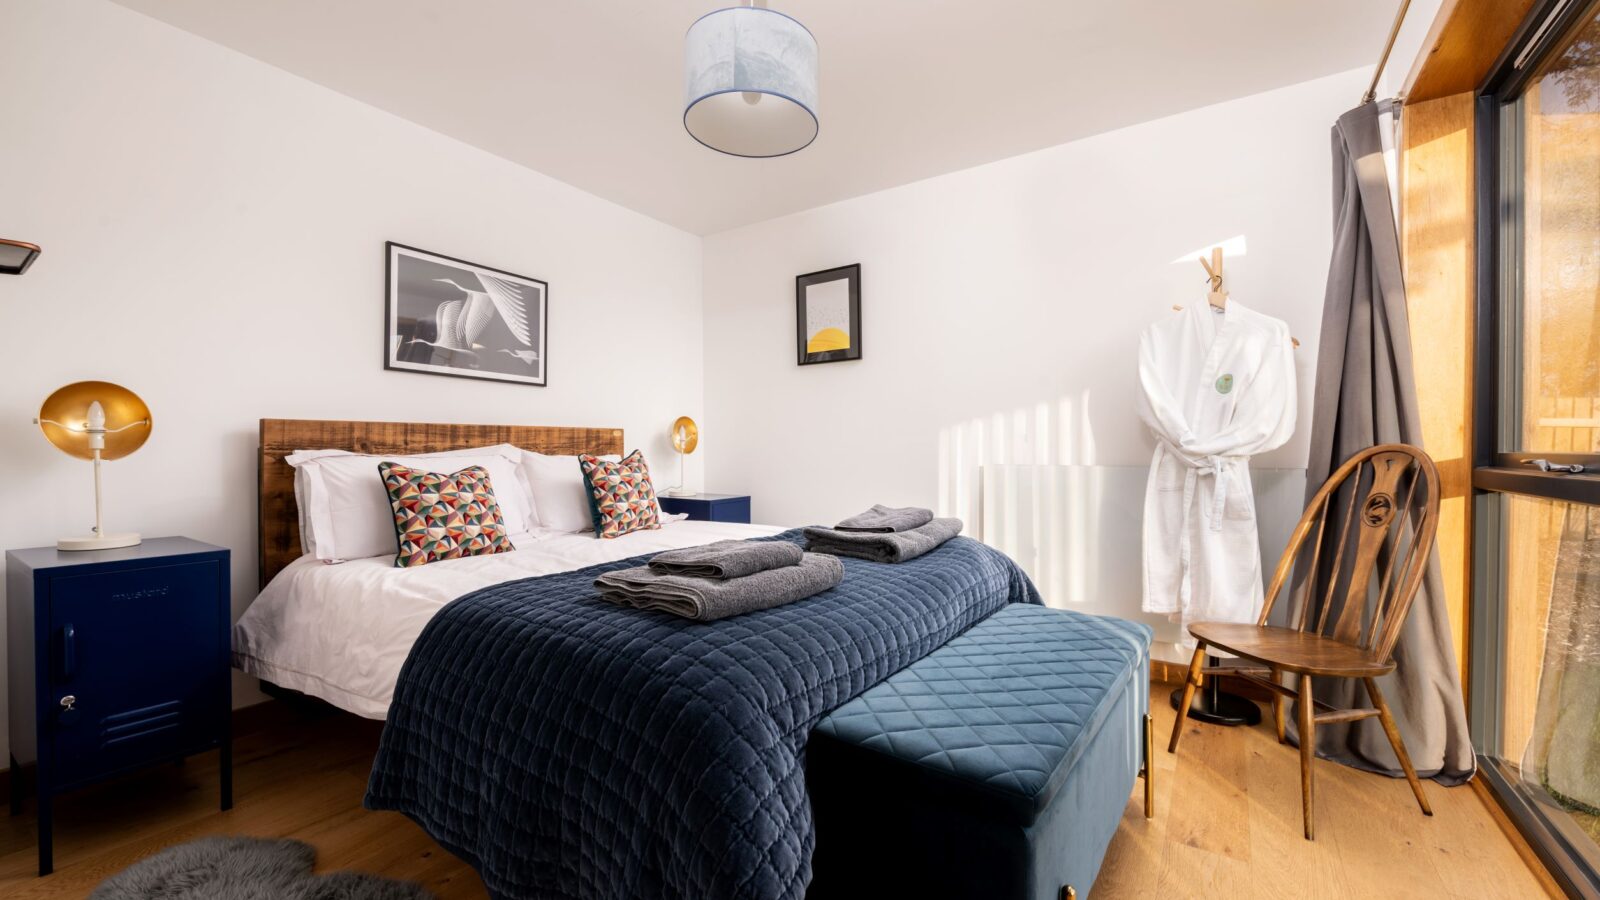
[1138,299,1296,636]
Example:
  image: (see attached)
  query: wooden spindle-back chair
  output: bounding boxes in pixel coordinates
[1167,443,1441,840]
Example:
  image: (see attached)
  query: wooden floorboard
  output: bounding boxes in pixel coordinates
[0,713,486,899]
[1101,682,1560,900]
[0,686,1557,898]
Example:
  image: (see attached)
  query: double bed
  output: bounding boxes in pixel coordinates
[238,419,1049,899]
[238,518,785,718]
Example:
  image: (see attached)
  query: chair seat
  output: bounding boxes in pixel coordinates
[1187,622,1396,677]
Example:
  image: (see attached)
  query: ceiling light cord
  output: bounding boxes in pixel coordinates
[741,0,768,104]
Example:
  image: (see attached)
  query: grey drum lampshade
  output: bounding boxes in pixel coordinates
[684,6,818,158]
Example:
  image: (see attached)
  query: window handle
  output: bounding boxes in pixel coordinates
[1523,458,1587,474]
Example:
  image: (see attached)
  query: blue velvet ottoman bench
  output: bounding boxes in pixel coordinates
[806,604,1153,900]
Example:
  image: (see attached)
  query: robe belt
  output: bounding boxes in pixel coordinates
[1163,443,1246,612]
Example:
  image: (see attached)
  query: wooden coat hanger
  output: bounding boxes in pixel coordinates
[1200,247,1229,310]
[1170,246,1299,348]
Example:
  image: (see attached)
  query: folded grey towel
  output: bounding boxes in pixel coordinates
[803,517,964,563]
[596,552,844,621]
[833,504,935,533]
[647,539,803,579]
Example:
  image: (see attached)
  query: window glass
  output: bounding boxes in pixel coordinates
[1499,494,1600,858]
[1516,11,1600,454]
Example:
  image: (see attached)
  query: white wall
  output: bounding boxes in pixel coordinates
[702,68,1368,648]
[0,0,1375,759]
[0,0,704,755]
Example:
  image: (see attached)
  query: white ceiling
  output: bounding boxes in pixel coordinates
[110,1,1395,235]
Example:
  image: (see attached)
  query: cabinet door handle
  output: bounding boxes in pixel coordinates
[60,623,76,680]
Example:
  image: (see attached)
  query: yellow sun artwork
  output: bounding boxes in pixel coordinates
[797,264,861,364]
[807,327,850,353]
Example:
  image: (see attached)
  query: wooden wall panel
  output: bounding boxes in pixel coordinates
[1400,93,1476,690]
[1406,0,1537,102]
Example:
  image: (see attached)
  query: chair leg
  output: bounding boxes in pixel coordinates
[1271,666,1286,744]
[1167,643,1207,754]
[1298,673,1316,841]
[1363,677,1433,817]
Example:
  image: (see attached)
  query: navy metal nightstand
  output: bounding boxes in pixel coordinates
[658,493,752,524]
[6,537,231,876]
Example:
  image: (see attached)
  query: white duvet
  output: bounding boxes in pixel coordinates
[233,519,785,718]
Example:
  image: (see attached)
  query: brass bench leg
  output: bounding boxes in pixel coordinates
[1142,712,1154,818]
[1059,887,1076,900]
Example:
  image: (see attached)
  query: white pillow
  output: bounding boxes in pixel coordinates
[519,451,620,533]
[287,445,535,562]
[290,447,365,557]
[293,466,318,557]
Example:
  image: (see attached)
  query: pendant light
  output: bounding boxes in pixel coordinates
[684,1,818,158]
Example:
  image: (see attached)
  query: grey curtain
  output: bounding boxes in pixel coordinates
[1290,101,1475,785]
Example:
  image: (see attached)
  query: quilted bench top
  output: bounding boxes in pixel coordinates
[812,604,1152,824]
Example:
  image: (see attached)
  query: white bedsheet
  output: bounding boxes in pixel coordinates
[234,520,785,718]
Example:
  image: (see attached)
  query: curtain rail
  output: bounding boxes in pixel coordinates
[1363,0,1414,103]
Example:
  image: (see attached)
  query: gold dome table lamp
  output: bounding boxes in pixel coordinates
[664,416,699,498]
[35,381,152,551]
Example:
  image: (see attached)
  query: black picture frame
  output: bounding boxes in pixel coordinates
[795,264,862,366]
[384,241,549,387]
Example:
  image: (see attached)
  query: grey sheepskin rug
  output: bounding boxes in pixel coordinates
[90,836,436,900]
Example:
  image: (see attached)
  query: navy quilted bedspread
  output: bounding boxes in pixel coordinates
[364,529,1041,900]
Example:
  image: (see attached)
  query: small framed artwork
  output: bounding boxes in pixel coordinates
[385,242,548,386]
[796,264,862,366]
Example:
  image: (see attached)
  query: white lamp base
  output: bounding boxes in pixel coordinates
[662,488,696,498]
[57,532,141,552]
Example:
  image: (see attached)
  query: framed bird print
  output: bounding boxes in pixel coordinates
[385,242,548,386]
[796,264,861,366]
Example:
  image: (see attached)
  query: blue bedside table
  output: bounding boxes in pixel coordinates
[6,537,232,876]
[659,493,752,524]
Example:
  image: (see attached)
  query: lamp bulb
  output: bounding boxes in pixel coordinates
[86,400,106,432]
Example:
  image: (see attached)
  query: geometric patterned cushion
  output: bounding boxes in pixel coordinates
[378,462,516,568]
[578,450,661,539]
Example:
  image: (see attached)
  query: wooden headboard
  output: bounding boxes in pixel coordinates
[258,418,624,587]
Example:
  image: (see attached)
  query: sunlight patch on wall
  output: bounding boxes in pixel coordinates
[1169,234,1248,264]
[938,388,1307,655]
[936,390,1100,594]
[937,390,1099,517]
